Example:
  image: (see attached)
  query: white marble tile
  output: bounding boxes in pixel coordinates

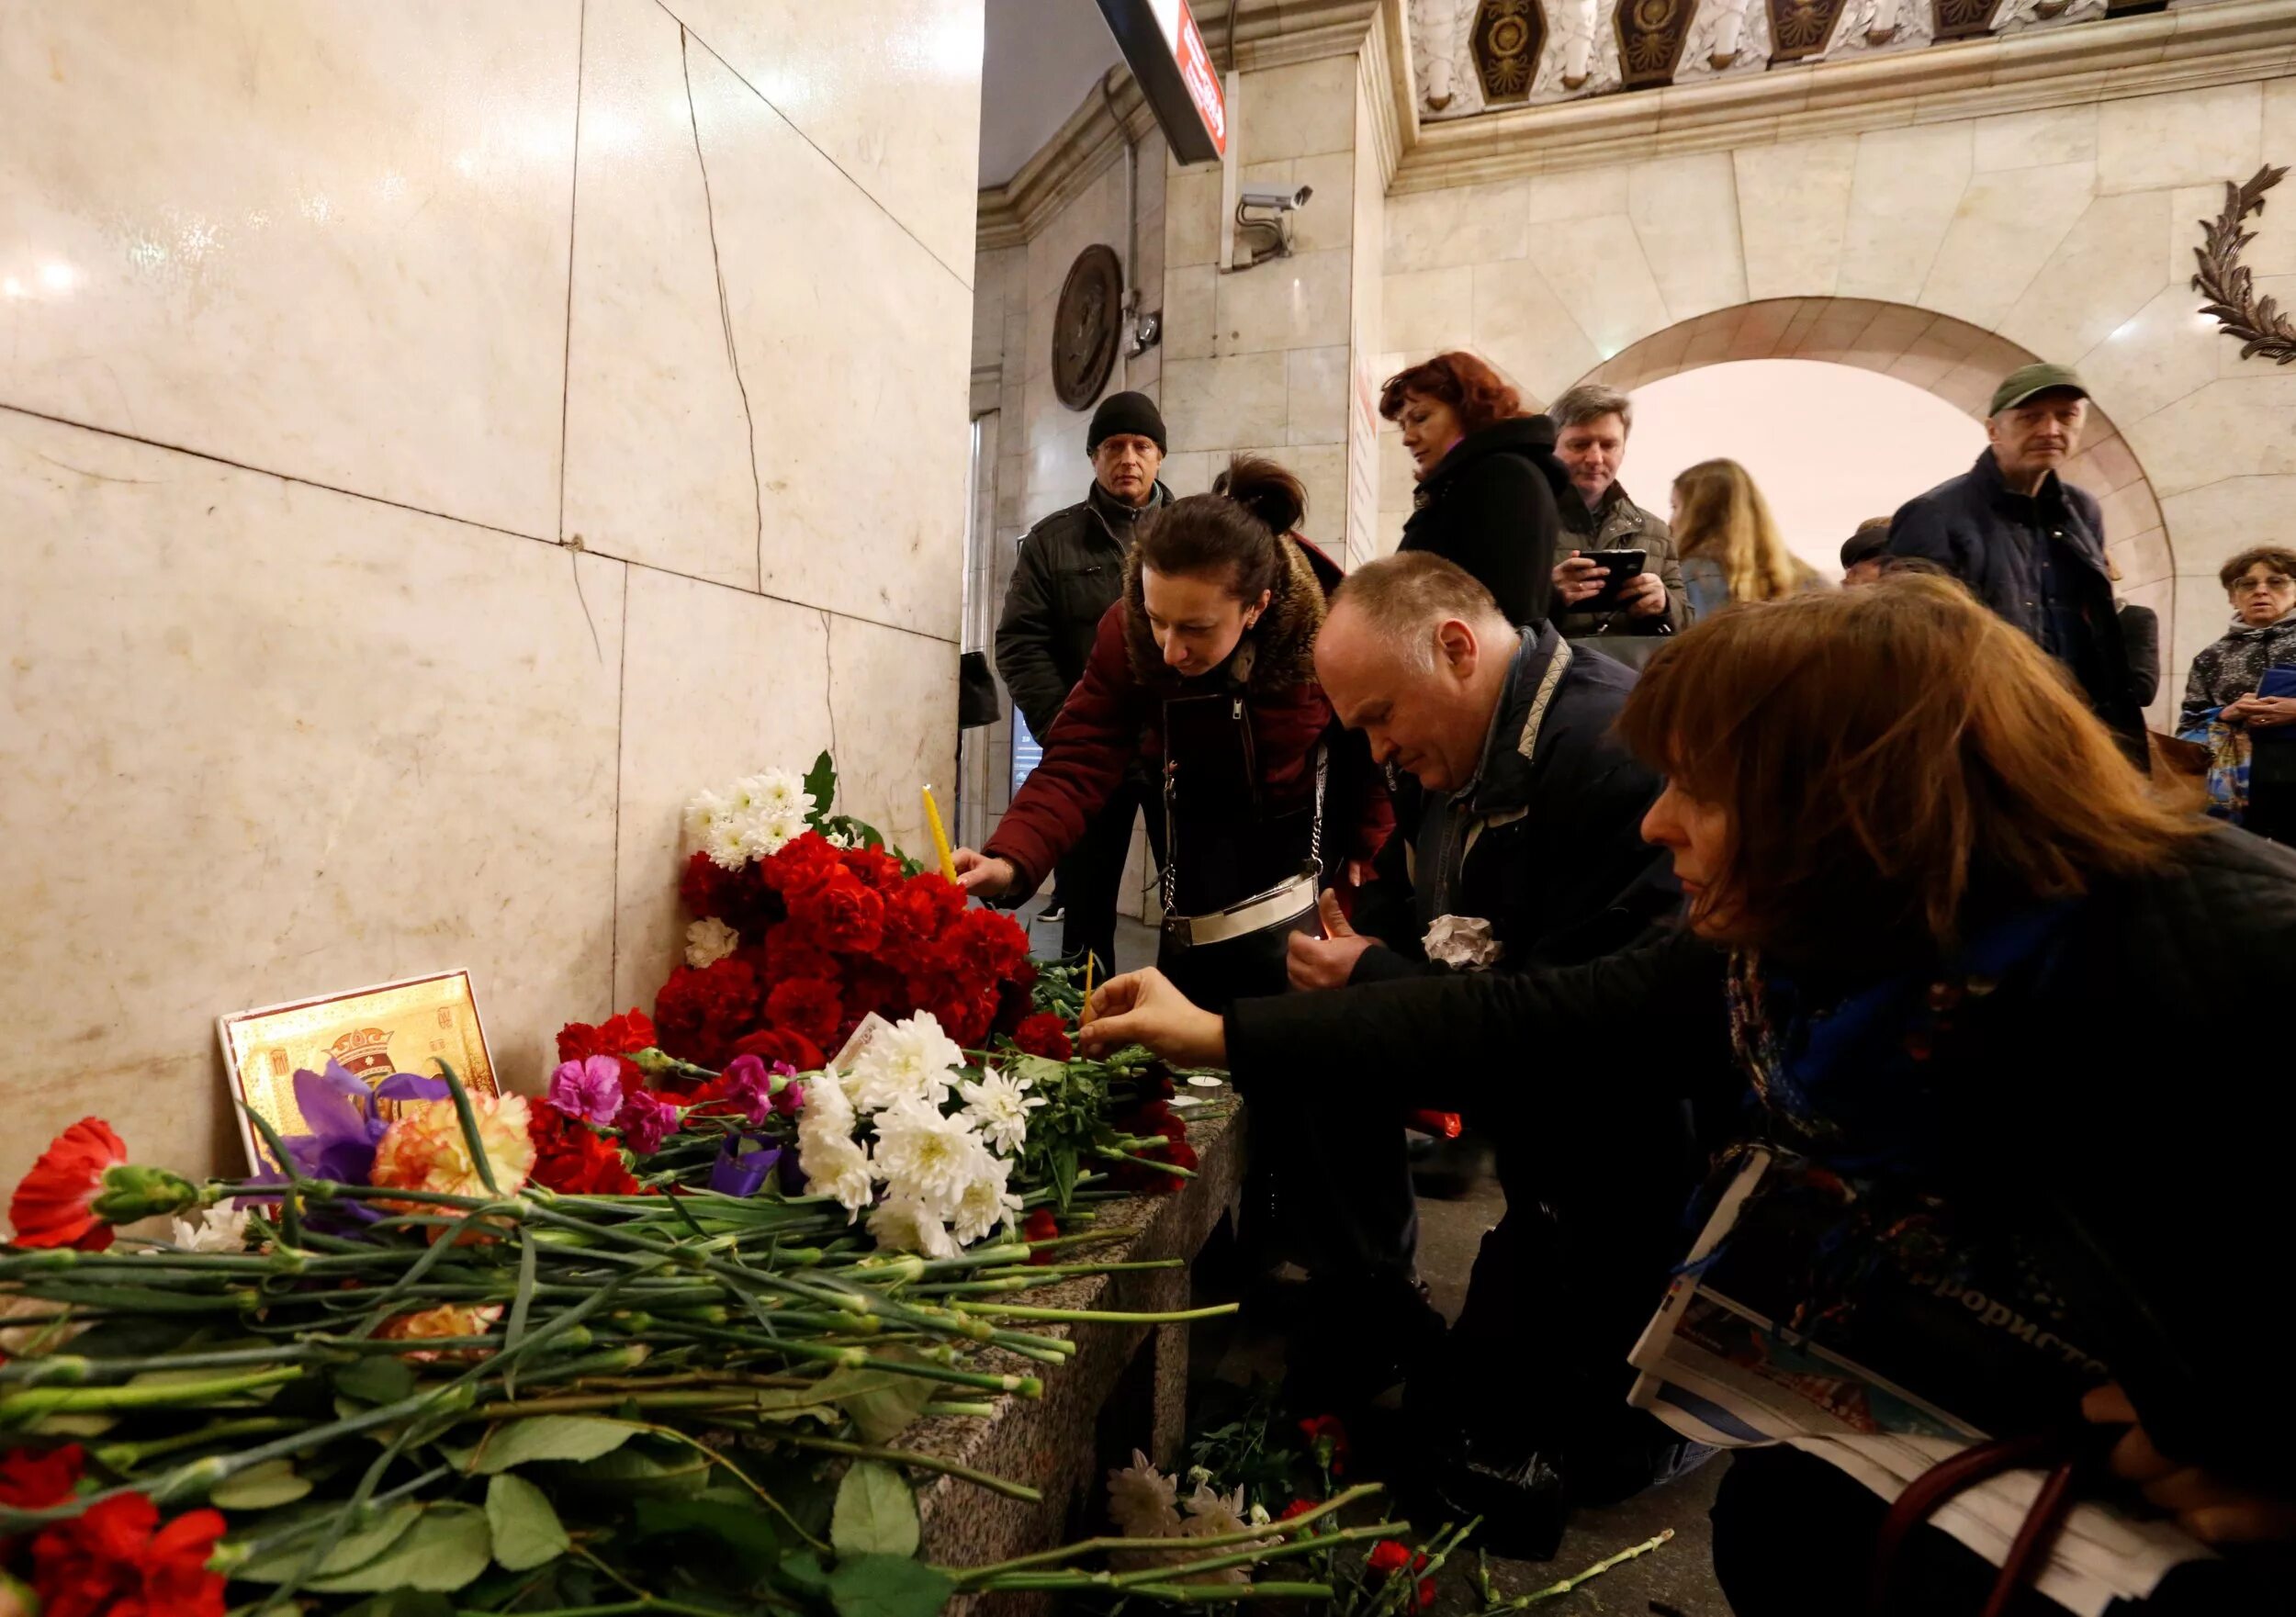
[1157,449,1219,498]
[0,407,623,1190]
[1165,264,1221,361]
[826,613,960,859]
[1528,217,1672,363]
[1919,162,2098,331]
[1735,138,1858,300]
[1972,105,2099,173]
[640,38,970,639]
[2123,375,2296,500]
[1383,266,1476,354]
[1838,125,1975,305]
[1243,153,1356,254]
[1384,180,1532,274]
[1164,353,1291,452]
[2075,284,2228,425]
[1471,261,1604,410]
[1998,191,2172,372]
[613,567,833,1011]
[2096,82,2262,197]
[1237,55,1358,163]
[2161,474,2296,587]
[662,0,983,280]
[1167,167,1224,267]
[0,0,580,538]
[1237,442,1349,554]
[1626,153,1748,324]
[1379,426,1417,519]
[1213,247,1352,354]
[1525,166,1631,224]
[1287,344,1349,445]
[559,0,767,590]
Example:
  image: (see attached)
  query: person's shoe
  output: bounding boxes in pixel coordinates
[1283,1275,1446,1410]
[1416,1442,1567,1561]
[1039,903,1066,924]
[1409,1133,1495,1200]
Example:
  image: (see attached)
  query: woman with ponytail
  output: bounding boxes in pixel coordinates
[954,456,1390,1003]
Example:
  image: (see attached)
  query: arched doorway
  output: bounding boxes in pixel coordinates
[1568,298,2178,724]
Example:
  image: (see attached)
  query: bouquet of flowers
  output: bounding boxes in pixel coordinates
[655,757,1037,1073]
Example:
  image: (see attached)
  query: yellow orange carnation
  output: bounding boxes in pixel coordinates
[376,1301,504,1362]
[369,1094,536,1217]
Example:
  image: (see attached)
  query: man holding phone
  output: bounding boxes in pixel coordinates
[1544,385,1687,656]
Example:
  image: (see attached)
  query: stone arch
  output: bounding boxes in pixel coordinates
[1565,297,2178,722]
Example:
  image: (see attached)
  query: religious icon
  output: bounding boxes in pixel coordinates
[218,970,499,1175]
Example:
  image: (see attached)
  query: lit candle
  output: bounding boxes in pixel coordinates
[921,785,959,886]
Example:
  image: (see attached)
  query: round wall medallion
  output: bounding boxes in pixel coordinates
[1052,243,1123,410]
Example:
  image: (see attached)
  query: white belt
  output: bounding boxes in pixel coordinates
[1163,866,1319,949]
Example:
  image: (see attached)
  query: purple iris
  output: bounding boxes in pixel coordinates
[710,1133,783,1197]
[278,1059,450,1184]
[548,1055,625,1126]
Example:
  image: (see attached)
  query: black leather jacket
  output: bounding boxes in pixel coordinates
[993,480,1169,742]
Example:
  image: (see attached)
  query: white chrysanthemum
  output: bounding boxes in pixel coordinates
[1107,1450,1182,1539]
[848,1013,966,1113]
[949,1154,1023,1246]
[685,789,751,870]
[867,1193,957,1259]
[736,768,815,822]
[169,1205,252,1252]
[799,1126,875,1219]
[958,1064,1045,1155]
[805,1069,856,1133]
[870,1100,995,1218]
[684,916,740,969]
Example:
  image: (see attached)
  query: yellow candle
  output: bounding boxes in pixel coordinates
[921,784,959,885]
[1080,953,1097,1027]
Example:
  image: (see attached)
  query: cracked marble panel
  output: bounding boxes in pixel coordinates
[0,0,580,538]
[0,407,623,1191]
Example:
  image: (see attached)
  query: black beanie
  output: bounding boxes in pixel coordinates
[1087,390,1166,455]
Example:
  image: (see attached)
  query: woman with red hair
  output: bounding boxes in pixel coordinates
[1379,351,1565,625]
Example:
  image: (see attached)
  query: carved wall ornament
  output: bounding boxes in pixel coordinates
[1471,0,1546,104]
[1052,244,1123,410]
[1418,0,1465,108]
[1930,0,1999,40]
[1615,0,1698,85]
[1766,0,1850,60]
[1536,0,1622,97]
[2192,164,2296,367]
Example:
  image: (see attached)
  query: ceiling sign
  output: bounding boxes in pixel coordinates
[1096,0,1229,164]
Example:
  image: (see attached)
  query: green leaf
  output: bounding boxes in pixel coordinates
[231,1500,425,1583]
[805,750,838,819]
[305,1503,492,1594]
[816,1351,937,1445]
[631,1496,782,1581]
[332,1357,418,1407]
[830,1462,919,1559]
[556,1439,712,1498]
[210,1458,313,1510]
[470,1416,642,1474]
[778,1550,833,1595]
[485,1472,569,1571]
[827,1553,954,1617]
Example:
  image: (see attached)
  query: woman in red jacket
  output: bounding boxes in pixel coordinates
[953,456,1390,1005]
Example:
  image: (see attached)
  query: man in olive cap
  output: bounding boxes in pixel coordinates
[1886,364,2145,761]
[994,390,1171,971]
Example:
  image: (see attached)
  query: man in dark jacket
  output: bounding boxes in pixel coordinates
[1887,364,2145,760]
[993,390,1171,972]
[1544,384,1688,667]
[1287,553,1699,1549]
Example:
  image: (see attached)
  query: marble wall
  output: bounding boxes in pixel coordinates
[0,0,980,1192]
[1377,76,2296,717]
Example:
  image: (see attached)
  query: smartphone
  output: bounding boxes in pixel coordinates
[1579,547,1648,612]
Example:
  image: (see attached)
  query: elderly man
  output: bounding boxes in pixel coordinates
[994,391,1171,972]
[1280,553,1698,1555]
[1887,363,2144,759]
[1545,384,1687,664]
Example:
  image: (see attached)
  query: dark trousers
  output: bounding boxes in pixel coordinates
[1055,776,1152,975]
[1713,1445,2289,1615]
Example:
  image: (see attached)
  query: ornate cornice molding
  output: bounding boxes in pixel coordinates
[1390,0,2296,190]
[1365,0,1417,190]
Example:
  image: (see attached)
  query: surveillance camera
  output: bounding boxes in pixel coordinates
[1238,185,1312,212]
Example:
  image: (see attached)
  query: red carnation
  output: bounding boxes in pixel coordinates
[679,849,734,919]
[839,843,906,892]
[29,1493,227,1617]
[943,907,1030,985]
[8,1119,128,1252]
[926,988,997,1049]
[1367,1541,1426,1576]
[878,882,947,952]
[791,869,885,956]
[557,1008,658,1065]
[653,957,760,1068]
[759,832,844,897]
[1022,1206,1061,1264]
[1299,1414,1351,1476]
[766,977,844,1050]
[526,1107,640,1197]
[730,1027,825,1073]
[0,1444,84,1510]
[1277,1498,1319,1522]
[1011,1013,1074,1062]
[762,926,841,985]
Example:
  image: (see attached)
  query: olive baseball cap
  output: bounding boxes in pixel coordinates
[1989,363,2088,417]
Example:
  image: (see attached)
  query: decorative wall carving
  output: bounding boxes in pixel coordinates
[1680,0,1770,73]
[1824,0,1930,57]
[1535,0,1624,98]
[2193,165,2296,367]
[1991,0,2105,33]
[1420,0,1465,107]
[1766,0,1851,60]
[1052,245,1121,410]
[1472,0,1547,103]
[1615,0,1700,85]
[1930,0,2000,40]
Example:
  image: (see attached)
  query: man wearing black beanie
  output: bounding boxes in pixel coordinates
[994,389,1171,975]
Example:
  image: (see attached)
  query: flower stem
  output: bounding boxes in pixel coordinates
[763,1431,1043,1501]
[953,1484,1388,1580]
[949,1300,1240,1325]
[1475,1527,1675,1611]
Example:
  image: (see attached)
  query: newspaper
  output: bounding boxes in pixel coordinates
[1626,1148,2209,1617]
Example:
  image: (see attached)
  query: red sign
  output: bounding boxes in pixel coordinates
[1172,3,1227,157]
